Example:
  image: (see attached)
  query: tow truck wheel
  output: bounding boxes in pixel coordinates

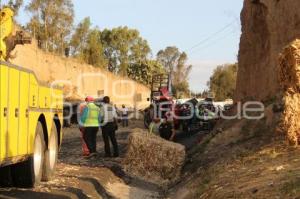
[0,166,13,187]
[42,124,58,181]
[12,122,45,187]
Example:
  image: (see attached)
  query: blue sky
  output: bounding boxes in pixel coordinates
[2,0,244,92]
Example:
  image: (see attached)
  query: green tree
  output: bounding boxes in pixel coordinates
[8,0,23,15]
[70,17,91,56]
[172,52,192,97]
[157,46,192,98]
[157,46,180,75]
[26,0,74,53]
[127,60,166,85]
[101,26,151,75]
[207,63,238,101]
[81,28,107,67]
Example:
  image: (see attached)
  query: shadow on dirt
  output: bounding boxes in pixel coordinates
[61,175,114,199]
[0,187,89,199]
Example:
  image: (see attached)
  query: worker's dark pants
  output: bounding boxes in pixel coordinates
[102,122,119,157]
[83,127,98,153]
[122,115,128,127]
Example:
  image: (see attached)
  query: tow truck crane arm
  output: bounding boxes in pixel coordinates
[0,7,31,61]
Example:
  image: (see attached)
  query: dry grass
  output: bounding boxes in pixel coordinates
[281,177,300,195]
[123,128,186,187]
[278,39,300,145]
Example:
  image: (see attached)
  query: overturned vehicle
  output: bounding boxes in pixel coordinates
[143,74,218,133]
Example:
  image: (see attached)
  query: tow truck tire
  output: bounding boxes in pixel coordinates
[0,166,13,187]
[42,124,58,181]
[12,122,45,187]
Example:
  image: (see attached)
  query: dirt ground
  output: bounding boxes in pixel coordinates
[2,117,300,199]
[0,120,205,199]
[168,119,300,199]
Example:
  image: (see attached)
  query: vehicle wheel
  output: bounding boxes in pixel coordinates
[42,124,58,181]
[12,122,45,187]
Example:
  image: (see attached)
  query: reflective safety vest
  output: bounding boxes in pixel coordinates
[82,103,100,127]
[149,122,161,135]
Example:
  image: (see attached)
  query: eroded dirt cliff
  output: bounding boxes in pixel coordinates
[9,40,150,108]
[236,0,300,102]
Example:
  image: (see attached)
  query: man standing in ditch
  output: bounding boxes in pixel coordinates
[100,96,119,158]
[159,117,175,141]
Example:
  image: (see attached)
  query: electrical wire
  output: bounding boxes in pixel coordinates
[189,29,237,55]
[186,20,237,52]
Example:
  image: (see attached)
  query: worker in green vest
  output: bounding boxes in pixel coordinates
[80,96,101,157]
[149,118,162,135]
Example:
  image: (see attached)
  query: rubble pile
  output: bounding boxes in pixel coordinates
[278,39,300,145]
[123,129,186,186]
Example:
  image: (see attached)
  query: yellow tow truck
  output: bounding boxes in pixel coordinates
[0,7,63,187]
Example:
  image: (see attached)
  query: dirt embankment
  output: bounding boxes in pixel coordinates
[236,0,300,102]
[167,2,300,196]
[9,40,150,109]
[168,114,300,199]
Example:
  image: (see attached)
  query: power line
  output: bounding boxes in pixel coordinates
[190,29,236,55]
[186,20,237,52]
